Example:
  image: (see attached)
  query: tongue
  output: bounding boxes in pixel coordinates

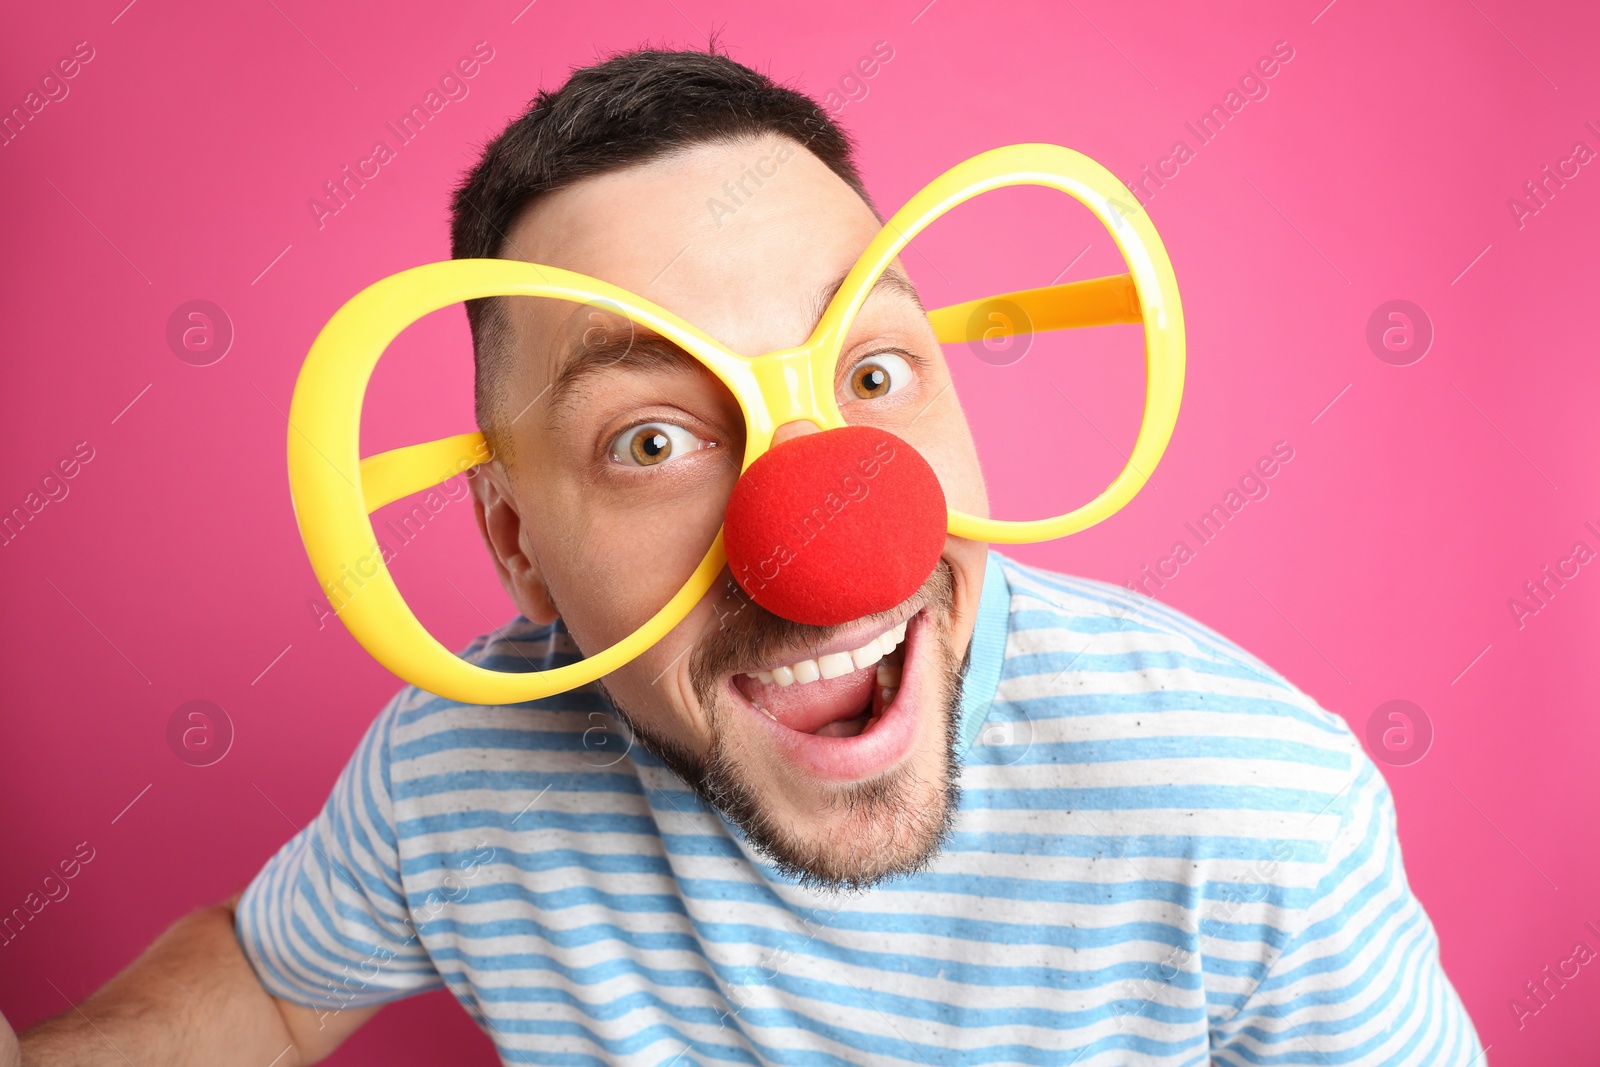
[733,665,876,733]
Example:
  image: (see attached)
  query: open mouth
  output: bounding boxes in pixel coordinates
[726,604,929,781]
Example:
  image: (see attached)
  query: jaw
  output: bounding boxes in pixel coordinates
[707,594,964,887]
[599,548,985,888]
[708,553,975,850]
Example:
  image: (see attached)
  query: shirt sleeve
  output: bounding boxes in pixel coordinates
[235,692,443,1011]
[1208,753,1487,1065]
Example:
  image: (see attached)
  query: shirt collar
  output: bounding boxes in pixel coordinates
[955,550,1010,758]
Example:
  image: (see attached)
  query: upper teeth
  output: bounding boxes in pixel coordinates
[750,621,907,688]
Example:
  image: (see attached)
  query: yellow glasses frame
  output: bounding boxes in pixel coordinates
[287,142,1185,705]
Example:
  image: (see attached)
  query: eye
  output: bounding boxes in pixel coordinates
[608,422,714,468]
[846,352,913,401]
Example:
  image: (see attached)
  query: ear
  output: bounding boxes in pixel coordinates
[468,461,559,625]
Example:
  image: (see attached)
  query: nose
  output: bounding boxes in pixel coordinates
[722,423,947,627]
[769,418,823,448]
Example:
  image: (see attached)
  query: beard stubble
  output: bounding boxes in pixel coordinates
[596,561,970,892]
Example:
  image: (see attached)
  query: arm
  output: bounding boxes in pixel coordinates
[16,894,379,1067]
[1209,757,1486,1065]
[18,692,438,1064]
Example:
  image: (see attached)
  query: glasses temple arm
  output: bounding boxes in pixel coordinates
[359,431,490,512]
[925,271,1140,343]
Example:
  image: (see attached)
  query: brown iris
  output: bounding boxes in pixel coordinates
[851,362,891,399]
[629,428,672,465]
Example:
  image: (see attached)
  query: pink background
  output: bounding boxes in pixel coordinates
[3,0,1597,1061]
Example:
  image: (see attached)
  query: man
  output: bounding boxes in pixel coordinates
[13,47,1483,1065]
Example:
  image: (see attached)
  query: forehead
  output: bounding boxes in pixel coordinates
[499,136,889,364]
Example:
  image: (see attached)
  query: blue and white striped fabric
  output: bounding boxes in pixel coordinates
[236,551,1485,1064]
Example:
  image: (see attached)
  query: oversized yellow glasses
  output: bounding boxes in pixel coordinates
[287,142,1185,705]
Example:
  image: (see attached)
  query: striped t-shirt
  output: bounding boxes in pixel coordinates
[236,551,1485,1065]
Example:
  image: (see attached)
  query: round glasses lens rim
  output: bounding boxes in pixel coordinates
[814,174,1176,533]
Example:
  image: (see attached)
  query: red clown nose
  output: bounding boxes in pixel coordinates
[722,425,947,627]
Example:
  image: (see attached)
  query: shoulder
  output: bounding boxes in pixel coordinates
[983,554,1373,855]
[995,554,1304,691]
[371,615,624,804]
[993,553,1354,740]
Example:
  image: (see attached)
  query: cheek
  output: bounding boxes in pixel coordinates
[531,466,735,655]
[903,402,988,520]
[594,596,726,753]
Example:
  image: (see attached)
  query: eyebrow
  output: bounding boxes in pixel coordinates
[546,332,701,423]
[809,264,926,325]
[543,265,928,420]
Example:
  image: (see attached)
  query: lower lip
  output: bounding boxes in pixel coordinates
[730,608,929,782]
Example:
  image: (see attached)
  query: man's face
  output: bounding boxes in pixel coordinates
[472,135,990,889]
